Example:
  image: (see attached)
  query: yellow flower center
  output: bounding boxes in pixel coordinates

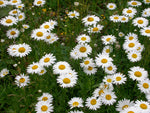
[114,16,119,20]
[128,111,134,113]
[145,29,150,33]
[105,94,112,100]
[129,36,134,40]
[106,49,110,53]
[106,38,111,42]
[122,17,126,21]
[23,26,28,29]
[131,2,137,5]
[128,43,135,47]
[107,66,113,71]
[58,65,66,70]
[127,10,132,13]
[0,1,4,5]
[79,47,87,52]
[84,60,90,65]
[122,105,129,110]
[143,83,149,89]
[90,99,97,105]
[18,47,26,53]
[63,78,71,84]
[88,66,93,70]
[116,77,122,81]
[12,0,17,3]
[41,105,48,111]
[19,15,23,19]
[19,78,25,83]
[81,37,86,41]
[87,17,94,22]
[137,20,143,24]
[101,58,108,63]
[37,1,42,4]
[18,6,22,8]
[13,10,17,14]
[71,13,75,16]
[109,5,114,8]
[40,70,45,74]
[72,102,79,107]
[44,58,50,63]
[42,97,48,101]
[134,71,142,77]
[44,25,50,29]
[107,79,112,83]
[10,31,16,35]
[146,0,150,2]
[46,35,51,39]
[32,65,38,70]
[92,27,99,31]
[36,32,43,37]
[132,54,137,58]
[6,19,12,23]
[137,47,141,51]
[99,89,104,95]
[140,103,147,109]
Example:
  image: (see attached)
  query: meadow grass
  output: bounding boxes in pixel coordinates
[0,0,150,113]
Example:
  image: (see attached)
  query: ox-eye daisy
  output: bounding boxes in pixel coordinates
[82,15,100,26]
[76,34,91,43]
[122,7,137,17]
[33,0,46,6]
[37,93,53,103]
[132,17,148,28]
[135,100,150,113]
[128,1,142,7]
[107,3,116,10]
[27,62,42,74]
[101,35,116,45]
[0,68,9,78]
[68,97,83,109]
[0,16,17,26]
[113,73,127,85]
[6,28,20,39]
[127,51,142,62]
[137,79,150,94]
[140,27,150,37]
[68,10,79,19]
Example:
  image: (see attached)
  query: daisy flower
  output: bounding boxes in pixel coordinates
[101,35,116,45]
[80,57,95,68]
[137,79,150,94]
[127,51,142,62]
[16,4,24,9]
[140,27,150,37]
[110,15,121,22]
[68,10,79,19]
[123,40,140,52]
[95,53,113,68]
[120,16,129,23]
[0,68,9,78]
[83,65,97,75]
[135,100,150,113]
[132,17,148,28]
[120,106,139,113]
[70,49,80,60]
[93,87,105,97]
[16,12,25,21]
[102,46,112,55]
[82,15,100,26]
[31,28,47,40]
[38,67,47,75]
[35,101,53,113]
[60,69,78,78]
[142,8,150,17]
[39,53,56,67]
[6,28,20,39]
[44,33,59,44]
[15,74,30,88]
[33,0,46,6]
[85,97,101,110]
[9,9,21,16]
[76,34,91,44]
[0,0,8,7]
[74,43,92,58]
[53,61,71,74]
[103,75,114,85]
[68,110,84,113]
[22,24,30,29]
[136,43,144,53]
[104,63,117,74]
[7,45,18,56]
[116,99,135,112]
[68,97,83,109]
[48,19,57,28]
[37,93,53,104]
[9,0,22,5]
[40,22,55,31]
[0,16,17,26]
[113,73,127,85]
[128,66,148,81]
[124,33,138,41]
[27,62,43,74]
[128,1,142,7]
[57,74,77,88]
[101,90,117,105]
[118,32,125,37]
[143,0,150,4]
[107,3,116,10]
[87,24,104,33]
[122,7,137,17]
